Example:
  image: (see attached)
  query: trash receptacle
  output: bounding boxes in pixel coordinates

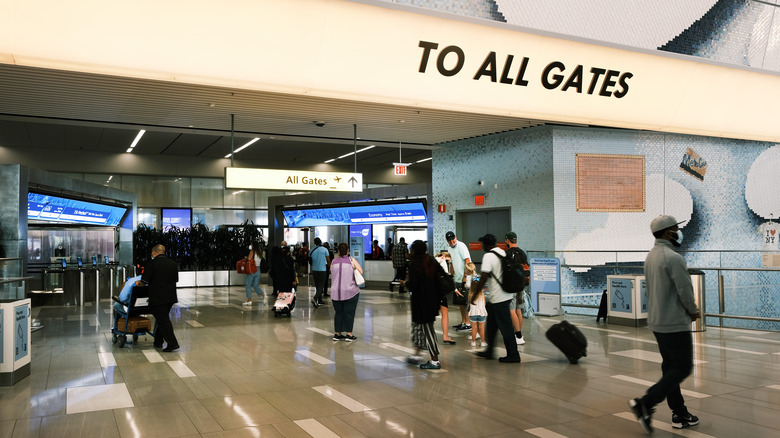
[0,298,31,386]
[689,270,706,332]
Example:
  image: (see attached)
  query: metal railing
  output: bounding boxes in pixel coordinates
[526,250,780,328]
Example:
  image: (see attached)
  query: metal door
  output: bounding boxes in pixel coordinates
[457,208,511,265]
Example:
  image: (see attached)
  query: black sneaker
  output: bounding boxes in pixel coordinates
[454,323,471,331]
[343,335,357,342]
[628,398,653,434]
[333,334,344,341]
[672,410,699,429]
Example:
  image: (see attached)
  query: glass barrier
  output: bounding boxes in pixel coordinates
[527,250,780,331]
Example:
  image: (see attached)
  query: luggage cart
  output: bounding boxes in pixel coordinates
[111,286,156,347]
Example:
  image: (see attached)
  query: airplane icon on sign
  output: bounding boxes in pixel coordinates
[334,176,341,183]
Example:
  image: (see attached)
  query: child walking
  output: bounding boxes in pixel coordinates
[467,264,487,348]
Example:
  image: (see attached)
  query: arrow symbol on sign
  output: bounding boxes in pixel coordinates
[348,177,357,187]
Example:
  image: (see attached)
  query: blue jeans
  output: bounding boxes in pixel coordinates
[245,272,263,299]
[644,331,693,413]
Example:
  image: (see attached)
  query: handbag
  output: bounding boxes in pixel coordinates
[236,257,258,274]
[435,264,455,298]
[351,257,365,286]
[452,284,469,306]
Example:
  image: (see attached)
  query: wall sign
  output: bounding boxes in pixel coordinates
[529,257,561,315]
[680,147,707,181]
[4,0,780,142]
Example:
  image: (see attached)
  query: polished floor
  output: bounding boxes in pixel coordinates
[2,283,780,438]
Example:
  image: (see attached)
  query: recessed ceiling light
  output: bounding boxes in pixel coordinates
[125,129,146,153]
[225,137,260,158]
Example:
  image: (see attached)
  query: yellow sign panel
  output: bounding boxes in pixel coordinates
[225,168,363,192]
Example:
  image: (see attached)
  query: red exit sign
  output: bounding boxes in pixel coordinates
[394,163,408,176]
[475,195,485,205]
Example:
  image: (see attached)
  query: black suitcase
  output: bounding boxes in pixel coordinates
[545,320,587,364]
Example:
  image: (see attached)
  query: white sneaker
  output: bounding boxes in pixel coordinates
[516,336,525,345]
[242,301,252,306]
[470,341,476,347]
[467,334,481,340]
[481,342,487,347]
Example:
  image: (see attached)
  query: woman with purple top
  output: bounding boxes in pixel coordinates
[330,242,363,341]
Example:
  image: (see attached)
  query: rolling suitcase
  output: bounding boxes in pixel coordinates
[545,320,587,364]
[273,291,296,317]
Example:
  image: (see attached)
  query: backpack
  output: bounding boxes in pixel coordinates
[506,247,531,287]
[490,249,526,293]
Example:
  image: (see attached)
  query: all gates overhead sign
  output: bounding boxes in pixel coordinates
[225,167,363,192]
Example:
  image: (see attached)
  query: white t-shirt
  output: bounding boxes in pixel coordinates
[758,221,780,251]
[468,294,487,317]
[481,247,513,304]
[448,240,471,281]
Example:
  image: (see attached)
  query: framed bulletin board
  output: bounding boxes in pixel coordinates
[575,154,645,212]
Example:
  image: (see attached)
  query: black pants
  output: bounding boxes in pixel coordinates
[333,294,360,333]
[485,300,520,360]
[644,331,693,413]
[312,271,327,303]
[152,303,178,347]
[394,266,407,292]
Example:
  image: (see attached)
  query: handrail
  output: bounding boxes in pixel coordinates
[555,262,780,327]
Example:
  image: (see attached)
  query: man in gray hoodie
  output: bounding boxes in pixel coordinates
[629,215,700,434]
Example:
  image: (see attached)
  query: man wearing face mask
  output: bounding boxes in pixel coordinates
[629,215,700,434]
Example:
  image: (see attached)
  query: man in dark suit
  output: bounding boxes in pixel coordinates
[136,244,180,352]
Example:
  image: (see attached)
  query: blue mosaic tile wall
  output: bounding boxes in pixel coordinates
[434,125,780,330]
[379,0,780,72]
[431,127,555,253]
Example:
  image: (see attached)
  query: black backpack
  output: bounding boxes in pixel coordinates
[506,247,530,286]
[490,249,526,293]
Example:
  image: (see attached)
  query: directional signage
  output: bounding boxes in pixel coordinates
[225,167,363,192]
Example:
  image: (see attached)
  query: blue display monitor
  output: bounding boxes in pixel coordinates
[77,256,83,268]
[162,208,192,231]
[349,224,372,255]
[283,201,427,227]
[28,192,129,227]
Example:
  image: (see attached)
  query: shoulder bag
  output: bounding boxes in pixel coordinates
[351,257,366,286]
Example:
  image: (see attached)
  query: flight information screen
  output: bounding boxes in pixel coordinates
[28,192,128,227]
[283,201,427,227]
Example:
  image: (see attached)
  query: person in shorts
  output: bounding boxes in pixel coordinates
[467,270,487,348]
[434,250,456,344]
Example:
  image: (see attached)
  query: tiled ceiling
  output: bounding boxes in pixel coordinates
[0,63,554,172]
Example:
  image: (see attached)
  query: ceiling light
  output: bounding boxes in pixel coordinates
[415,157,432,163]
[225,137,260,158]
[326,145,376,163]
[126,129,146,153]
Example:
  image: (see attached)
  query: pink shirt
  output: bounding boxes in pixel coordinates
[330,256,360,301]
